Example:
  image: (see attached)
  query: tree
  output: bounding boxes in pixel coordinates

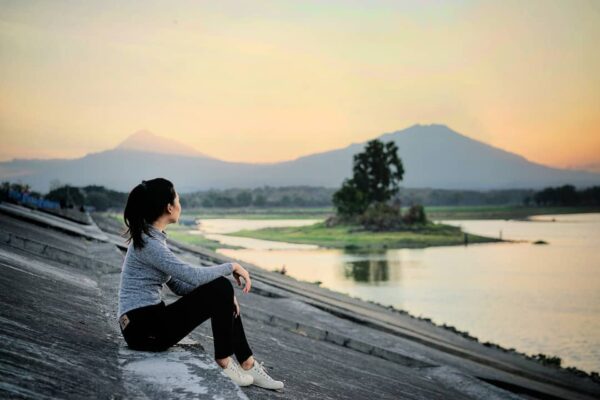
[333,139,404,217]
[235,191,253,207]
[332,181,366,216]
[253,194,267,207]
[533,184,582,206]
[49,179,63,192]
[45,185,84,208]
[85,192,110,211]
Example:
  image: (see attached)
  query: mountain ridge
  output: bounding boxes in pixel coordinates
[1,124,598,192]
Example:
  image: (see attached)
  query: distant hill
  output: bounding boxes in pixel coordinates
[115,129,214,158]
[1,124,598,193]
[565,161,600,173]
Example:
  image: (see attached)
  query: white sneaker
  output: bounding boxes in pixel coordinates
[243,359,284,390]
[220,357,253,386]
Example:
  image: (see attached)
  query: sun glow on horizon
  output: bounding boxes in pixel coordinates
[1,1,599,170]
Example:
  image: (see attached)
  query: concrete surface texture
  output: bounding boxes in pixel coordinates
[0,200,598,399]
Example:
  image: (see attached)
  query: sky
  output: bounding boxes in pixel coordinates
[1,0,599,170]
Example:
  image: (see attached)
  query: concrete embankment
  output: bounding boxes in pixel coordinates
[0,200,598,399]
[0,202,247,399]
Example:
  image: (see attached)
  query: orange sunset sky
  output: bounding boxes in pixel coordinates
[1,1,599,170]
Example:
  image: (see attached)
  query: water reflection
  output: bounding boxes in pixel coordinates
[343,258,390,283]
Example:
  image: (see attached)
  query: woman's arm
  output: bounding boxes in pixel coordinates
[138,238,234,287]
[166,276,196,296]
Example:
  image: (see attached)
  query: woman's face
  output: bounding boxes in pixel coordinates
[168,191,182,223]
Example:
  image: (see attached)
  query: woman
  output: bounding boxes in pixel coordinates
[117,177,284,390]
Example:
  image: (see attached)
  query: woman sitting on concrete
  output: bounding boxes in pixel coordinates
[117,177,284,390]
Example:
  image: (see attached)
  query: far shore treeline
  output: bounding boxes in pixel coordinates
[1,181,599,212]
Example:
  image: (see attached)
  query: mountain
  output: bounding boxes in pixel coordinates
[565,161,600,174]
[1,124,598,193]
[115,129,213,158]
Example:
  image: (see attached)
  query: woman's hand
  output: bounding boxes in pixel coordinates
[233,294,240,318]
[232,262,252,294]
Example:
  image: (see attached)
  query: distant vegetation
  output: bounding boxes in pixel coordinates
[0,181,126,211]
[524,184,600,206]
[183,185,334,208]
[1,182,44,200]
[1,179,599,213]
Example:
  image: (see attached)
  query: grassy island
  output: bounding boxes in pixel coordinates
[226,220,504,250]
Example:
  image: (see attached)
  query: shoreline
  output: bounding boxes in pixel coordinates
[347,289,600,380]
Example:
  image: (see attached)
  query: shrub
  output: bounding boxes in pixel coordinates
[358,202,404,231]
[403,204,427,225]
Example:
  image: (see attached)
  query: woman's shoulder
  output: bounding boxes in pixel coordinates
[132,233,168,261]
[126,234,161,254]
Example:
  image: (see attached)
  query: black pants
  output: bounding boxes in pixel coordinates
[120,276,253,362]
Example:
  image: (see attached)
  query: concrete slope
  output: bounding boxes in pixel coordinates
[0,205,247,399]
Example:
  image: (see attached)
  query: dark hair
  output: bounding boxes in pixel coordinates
[122,178,176,250]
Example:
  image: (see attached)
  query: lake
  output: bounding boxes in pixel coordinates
[192,213,600,374]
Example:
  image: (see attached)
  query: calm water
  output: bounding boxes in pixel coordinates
[192,213,600,373]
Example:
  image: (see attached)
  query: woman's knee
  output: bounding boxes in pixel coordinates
[209,276,234,297]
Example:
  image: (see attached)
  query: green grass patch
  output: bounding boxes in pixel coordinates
[227,220,501,250]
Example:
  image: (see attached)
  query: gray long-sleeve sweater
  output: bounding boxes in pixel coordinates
[117,224,234,318]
